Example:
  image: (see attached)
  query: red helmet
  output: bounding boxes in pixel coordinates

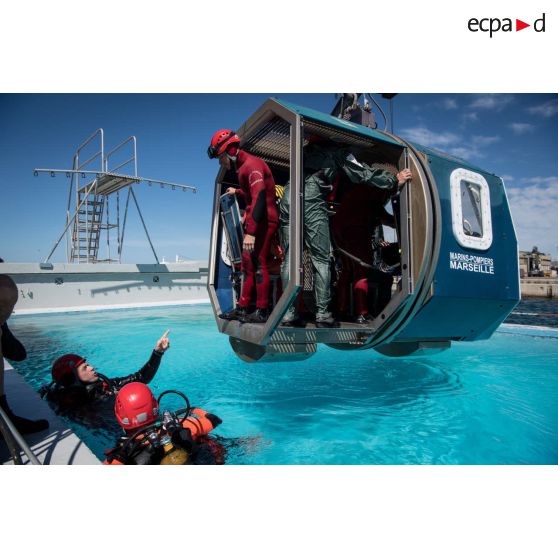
[114,382,159,431]
[207,129,240,159]
[52,353,86,385]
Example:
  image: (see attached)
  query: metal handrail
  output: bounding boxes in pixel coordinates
[105,135,136,173]
[76,149,103,171]
[108,156,135,173]
[74,128,104,173]
[75,128,103,154]
[0,405,41,465]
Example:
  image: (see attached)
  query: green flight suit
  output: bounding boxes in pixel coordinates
[279,143,398,322]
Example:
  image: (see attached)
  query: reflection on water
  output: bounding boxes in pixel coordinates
[8,305,558,464]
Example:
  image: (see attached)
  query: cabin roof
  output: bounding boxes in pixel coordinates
[274,98,405,148]
[274,98,500,179]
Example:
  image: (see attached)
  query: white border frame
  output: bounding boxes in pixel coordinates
[450,168,493,250]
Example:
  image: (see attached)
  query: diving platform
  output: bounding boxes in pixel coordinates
[80,172,138,197]
[34,129,196,265]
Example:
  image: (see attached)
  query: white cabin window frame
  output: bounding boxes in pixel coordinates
[450,168,493,250]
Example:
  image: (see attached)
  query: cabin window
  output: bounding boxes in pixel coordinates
[450,168,492,250]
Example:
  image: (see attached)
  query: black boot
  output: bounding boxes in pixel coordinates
[0,395,49,434]
[242,308,269,324]
[315,316,339,328]
[218,306,248,321]
[280,316,305,327]
[1,323,27,361]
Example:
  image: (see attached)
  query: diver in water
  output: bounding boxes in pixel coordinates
[40,330,171,409]
[103,382,224,465]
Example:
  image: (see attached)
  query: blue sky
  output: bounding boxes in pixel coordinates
[1,93,557,263]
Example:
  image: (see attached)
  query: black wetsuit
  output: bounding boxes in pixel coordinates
[1,322,27,361]
[44,350,163,409]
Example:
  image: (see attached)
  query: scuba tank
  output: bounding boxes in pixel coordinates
[105,388,223,465]
[159,410,190,465]
[159,435,190,465]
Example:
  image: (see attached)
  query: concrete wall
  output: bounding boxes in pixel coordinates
[520,278,558,299]
[0,262,209,314]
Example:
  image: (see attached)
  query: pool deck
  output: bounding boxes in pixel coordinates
[1,359,100,465]
[1,261,209,315]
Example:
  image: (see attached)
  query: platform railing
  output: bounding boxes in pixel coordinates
[0,405,41,465]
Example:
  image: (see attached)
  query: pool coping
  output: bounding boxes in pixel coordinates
[1,359,100,465]
[11,298,211,316]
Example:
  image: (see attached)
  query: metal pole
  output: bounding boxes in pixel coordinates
[33,168,196,193]
[66,155,76,263]
[106,195,111,262]
[130,188,159,263]
[75,153,79,263]
[0,406,41,465]
[0,413,23,464]
[65,211,70,263]
[119,187,132,260]
[133,136,138,176]
[117,191,121,262]
[85,182,92,263]
[100,128,104,172]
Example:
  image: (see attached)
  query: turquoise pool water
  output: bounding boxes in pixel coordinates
[9,304,558,464]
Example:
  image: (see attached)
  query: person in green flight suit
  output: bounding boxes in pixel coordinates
[278,138,412,327]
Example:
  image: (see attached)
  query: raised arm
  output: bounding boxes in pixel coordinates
[110,330,170,390]
[340,153,399,191]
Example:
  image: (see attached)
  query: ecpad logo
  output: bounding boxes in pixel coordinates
[468,13,546,37]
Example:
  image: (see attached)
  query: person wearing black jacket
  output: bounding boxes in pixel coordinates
[1,273,49,434]
[41,330,170,409]
[0,258,27,362]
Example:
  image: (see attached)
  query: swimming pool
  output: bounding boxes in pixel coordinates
[9,303,558,464]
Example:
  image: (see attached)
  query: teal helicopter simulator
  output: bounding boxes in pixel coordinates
[208,95,520,362]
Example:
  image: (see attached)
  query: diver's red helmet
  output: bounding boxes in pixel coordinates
[114,382,159,431]
[207,129,240,159]
[52,353,86,385]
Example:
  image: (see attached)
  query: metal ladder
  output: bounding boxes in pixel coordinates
[71,187,105,262]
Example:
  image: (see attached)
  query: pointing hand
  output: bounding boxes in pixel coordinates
[155,329,171,353]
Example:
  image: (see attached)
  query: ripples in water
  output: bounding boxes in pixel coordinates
[8,304,558,464]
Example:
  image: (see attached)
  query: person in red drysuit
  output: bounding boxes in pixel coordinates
[331,183,399,323]
[208,129,279,323]
[331,184,391,318]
